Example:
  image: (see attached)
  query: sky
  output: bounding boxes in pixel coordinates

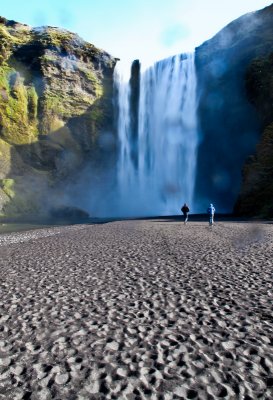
[1,0,272,72]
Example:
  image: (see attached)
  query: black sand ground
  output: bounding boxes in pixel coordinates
[0,219,273,399]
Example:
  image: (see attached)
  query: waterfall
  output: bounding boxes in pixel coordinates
[115,53,198,217]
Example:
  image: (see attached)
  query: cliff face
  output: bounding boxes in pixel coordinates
[195,4,273,215]
[2,7,273,219]
[0,17,117,217]
[234,53,273,216]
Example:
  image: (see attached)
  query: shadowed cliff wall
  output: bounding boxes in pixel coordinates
[195,4,273,215]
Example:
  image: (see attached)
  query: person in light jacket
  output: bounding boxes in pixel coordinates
[207,203,216,226]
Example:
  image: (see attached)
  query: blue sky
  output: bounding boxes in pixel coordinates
[1,0,272,71]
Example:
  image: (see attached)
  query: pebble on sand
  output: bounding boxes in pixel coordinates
[55,373,69,385]
[0,357,11,367]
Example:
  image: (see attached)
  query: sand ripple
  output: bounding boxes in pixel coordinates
[0,220,273,399]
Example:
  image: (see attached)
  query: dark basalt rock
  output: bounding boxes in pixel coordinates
[129,59,140,169]
[195,3,273,215]
[50,205,89,220]
[234,53,273,217]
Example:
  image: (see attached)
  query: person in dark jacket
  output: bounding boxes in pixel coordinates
[181,203,190,224]
[207,203,216,226]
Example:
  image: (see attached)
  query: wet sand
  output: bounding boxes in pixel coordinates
[0,219,273,399]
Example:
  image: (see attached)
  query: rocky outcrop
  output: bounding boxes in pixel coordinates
[195,4,273,215]
[0,17,117,217]
[129,59,140,169]
[234,54,273,216]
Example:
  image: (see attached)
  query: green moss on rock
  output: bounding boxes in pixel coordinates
[0,66,38,144]
[27,86,38,121]
[0,16,117,217]
[0,178,15,198]
[80,67,103,97]
[0,22,31,65]
[0,137,11,177]
[1,177,41,217]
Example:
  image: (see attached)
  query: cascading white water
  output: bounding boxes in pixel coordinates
[115,53,198,216]
[114,67,136,212]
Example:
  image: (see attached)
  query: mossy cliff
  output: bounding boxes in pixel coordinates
[0,17,117,217]
[195,4,273,216]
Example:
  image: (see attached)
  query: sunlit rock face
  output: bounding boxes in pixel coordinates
[0,17,117,217]
[195,4,273,214]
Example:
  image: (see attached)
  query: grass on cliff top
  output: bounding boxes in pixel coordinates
[33,28,77,51]
[35,28,100,55]
[0,23,32,48]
